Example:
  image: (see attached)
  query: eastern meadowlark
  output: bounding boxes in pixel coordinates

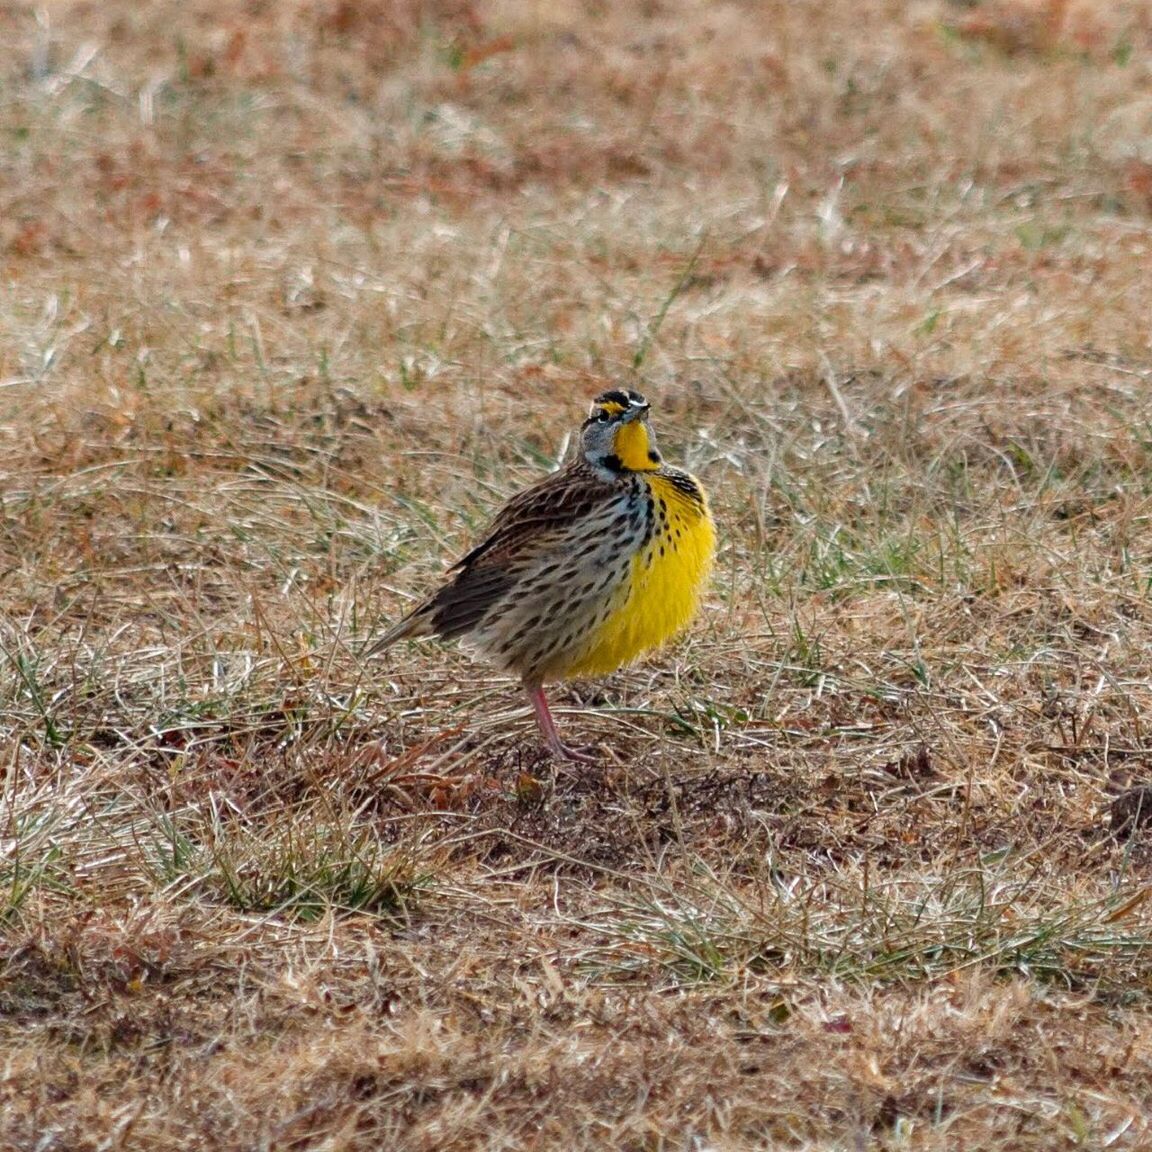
[366,389,716,761]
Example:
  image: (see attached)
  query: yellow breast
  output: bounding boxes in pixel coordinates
[562,471,715,679]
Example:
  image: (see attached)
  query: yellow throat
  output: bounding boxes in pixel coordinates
[612,418,659,471]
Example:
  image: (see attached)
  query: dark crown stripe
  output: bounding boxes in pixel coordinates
[594,388,635,408]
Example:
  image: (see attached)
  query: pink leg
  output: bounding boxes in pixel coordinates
[526,683,599,764]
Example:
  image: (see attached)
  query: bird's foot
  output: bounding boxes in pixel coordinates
[547,737,601,765]
[527,684,601,766]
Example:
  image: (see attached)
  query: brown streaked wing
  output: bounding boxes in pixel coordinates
[447,461,610,571]
[427,565,517,640]
[425,462,615,640]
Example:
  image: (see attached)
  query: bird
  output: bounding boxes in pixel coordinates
[365,388,716,762]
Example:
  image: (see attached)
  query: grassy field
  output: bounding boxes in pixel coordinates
[5,0,1152,1147]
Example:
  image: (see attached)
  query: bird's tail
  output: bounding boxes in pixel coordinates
[361,603,434,659]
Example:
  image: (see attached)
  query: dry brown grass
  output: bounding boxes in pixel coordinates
[5,0,1152,1147]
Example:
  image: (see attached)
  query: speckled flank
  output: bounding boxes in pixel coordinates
[470,479,650,683]
[560,470,714,678]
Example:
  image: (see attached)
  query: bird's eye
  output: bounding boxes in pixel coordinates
[595,409,612,423]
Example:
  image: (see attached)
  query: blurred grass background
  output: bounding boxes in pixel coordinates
[4,2,1152,1148]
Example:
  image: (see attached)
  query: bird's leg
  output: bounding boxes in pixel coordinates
[525,683,599,764]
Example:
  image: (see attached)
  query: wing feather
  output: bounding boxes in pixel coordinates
[365,462,616,656]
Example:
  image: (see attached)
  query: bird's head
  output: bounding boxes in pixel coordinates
[580,389,661,477]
